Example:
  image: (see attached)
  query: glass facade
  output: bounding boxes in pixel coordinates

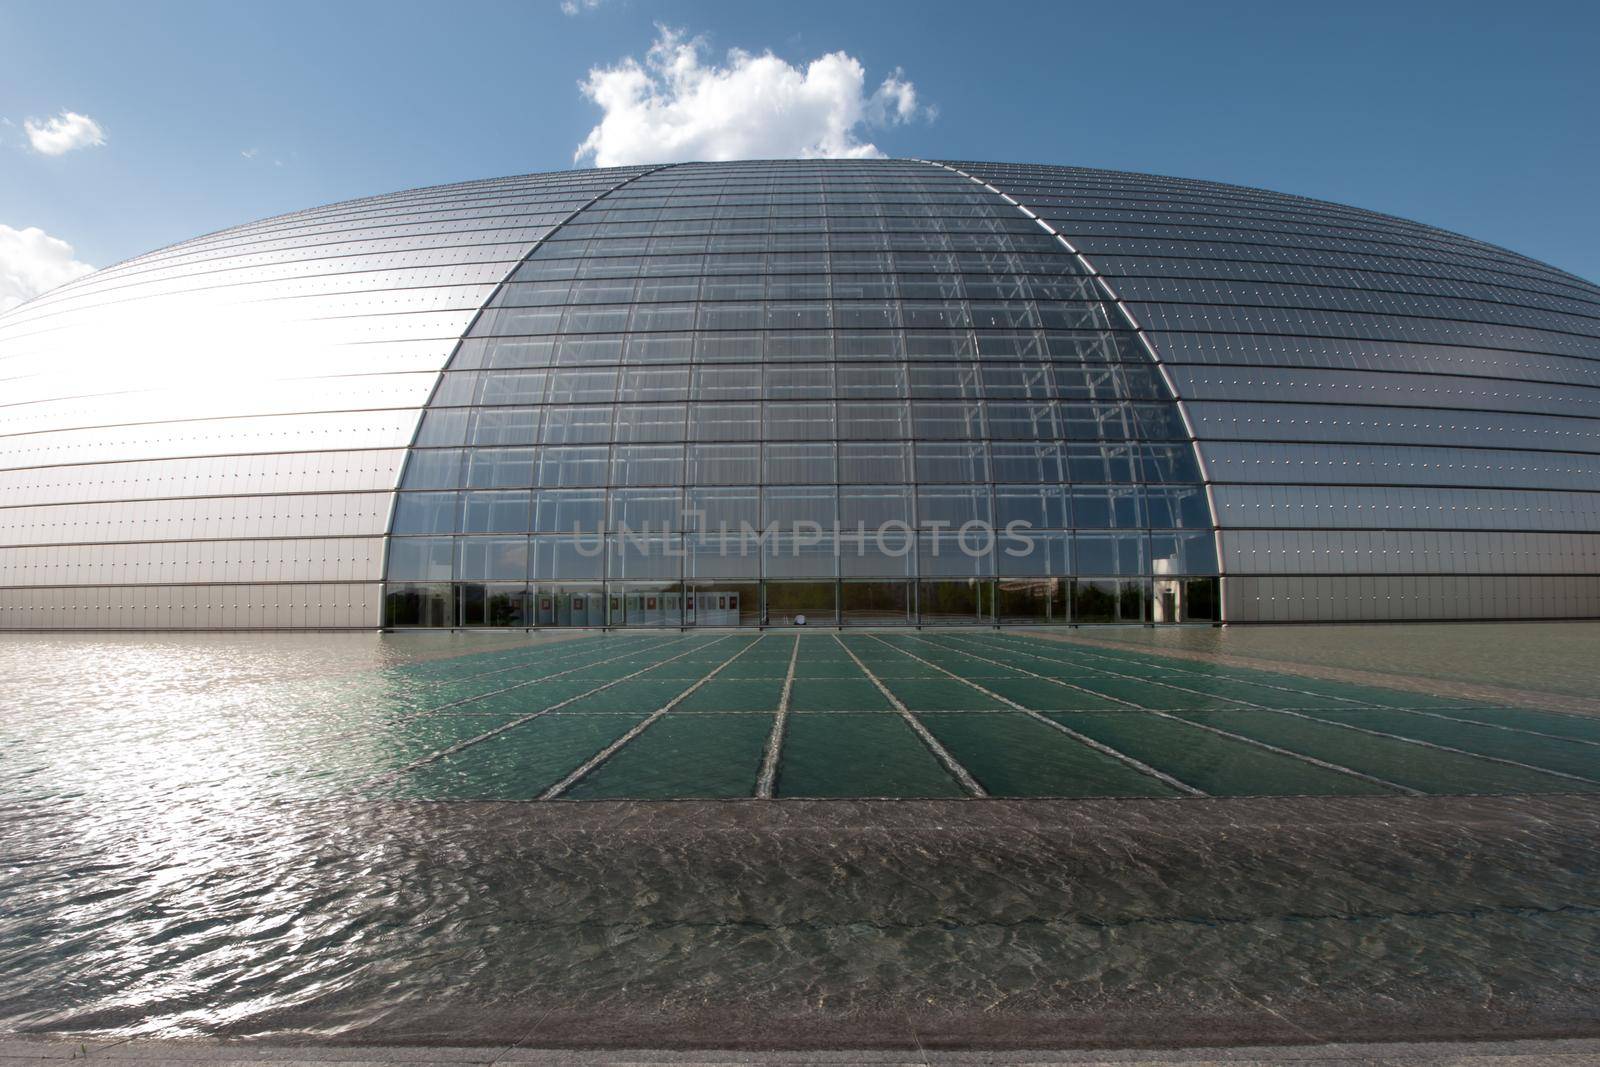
[382,160,1218,627]
[3,157,1596,629]
[0,166,651,629]
[948,161,1600,623]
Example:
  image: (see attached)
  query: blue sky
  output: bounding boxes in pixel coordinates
[2,0,1597,304]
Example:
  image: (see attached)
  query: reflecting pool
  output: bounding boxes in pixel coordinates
[1,625,1596,1050]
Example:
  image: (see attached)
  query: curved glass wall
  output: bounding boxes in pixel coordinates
[9,156,1597,630]
[951,161,1600,622]
[383,160,1218,628]
[0,167,648,629]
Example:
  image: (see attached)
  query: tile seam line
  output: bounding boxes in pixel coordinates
[912,632,1419,796]
[832,632,987,798]
[376,163,676,612]
[1041,629,1600,717]
[915,158,1227,622]
[359,632,729,789]
[323,634,692,742]
[872,632,1206,797]
[1029,638,1600,744]
[353,631,659,699]
[969,633,1600,787]
[755,633,802,798]
[540,633,766,799]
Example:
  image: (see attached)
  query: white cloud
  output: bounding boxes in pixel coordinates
[23,110,106,156]
[574,26,931,167]
[0,224,95,313]
[561,0,602,14]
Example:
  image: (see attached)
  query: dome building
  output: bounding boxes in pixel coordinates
[1,159,1596,629]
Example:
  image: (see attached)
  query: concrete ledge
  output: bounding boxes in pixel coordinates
[4,1034,1600,1065]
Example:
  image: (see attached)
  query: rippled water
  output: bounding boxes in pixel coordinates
[1,627,1597,1049]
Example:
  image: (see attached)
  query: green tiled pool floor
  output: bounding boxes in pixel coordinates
[366,631,1600,801]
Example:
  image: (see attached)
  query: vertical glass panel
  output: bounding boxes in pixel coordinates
[912,400,984,439]
[692,402,761,441]
[384,584,455,627]
[611,445,685,485]
[1072,578,1144,624]
[460,490,531,533]
[981,363,1052,398]
[610,487,684,532]
[545,369,619,403]
[687,486,759,532]
[531,536,605,580]
[763,535,839,578]
[401,449,464,490]
[469,408,541,445]
[457,536,529,581]
[837,401,910,439]
[916,442,989,483]
[766,364,834,398]
[917,532,993,577]
[465,448,535,488]
[994,485,1070,529]
[834,329,904,360]
[613,403,687,442]
[626,334,696,363]
[1146,486,1213,529]
[617,366,690,401]
[764,581,837,626]
[767,331,832,361]
[916,486,992,528]
[467,584,531,627]
[479,370,548,405]
[684,580,760,625]
[838,363,907,397]
[1074,532,1148,576]
[1142,443,1203,483]
[392,492,459,535]
[1066,444,1139,483]
[986,400,1058,440]
[607,535,684,580]
[764,401,834,440]
[841,581,914,626]
[609,582,685,627]
[1071,487,1143,528]
[839,442,911,483]
[1150,531,1219,575]
[415,409,469,447]
[387,537,455,580]
[840,486,912,528]
[688,443,760,484]
[763,485,838,526]
[997,532,1070,576]
[995,578,1068,625]
[764,443,835,483]
[537,446,609,487]
[533,489,606,533]
[917,579,992,625]
[542,406,612,444]
[693,366,761,399]
[905,330,976,359]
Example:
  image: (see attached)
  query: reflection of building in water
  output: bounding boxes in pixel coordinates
[6,157,1597,630]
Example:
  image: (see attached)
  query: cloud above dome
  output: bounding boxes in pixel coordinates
[0,224,94,312]
[574,26,930,167]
